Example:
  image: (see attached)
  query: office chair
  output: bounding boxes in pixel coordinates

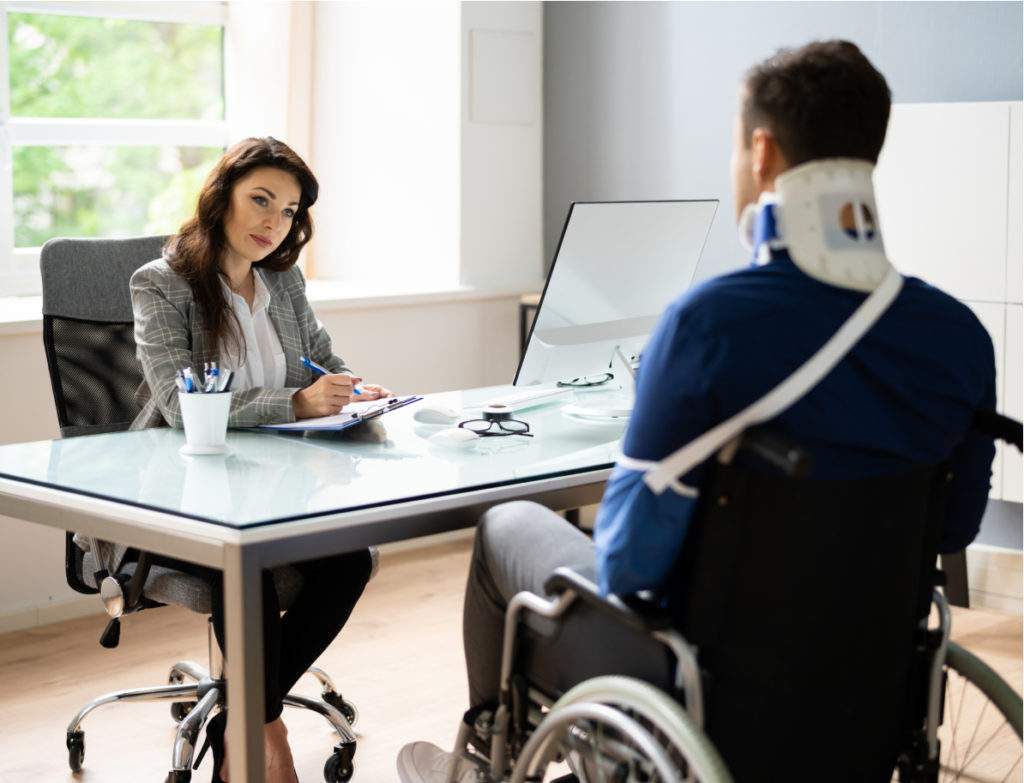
[41,236,366,783]
[446,424,1022,782]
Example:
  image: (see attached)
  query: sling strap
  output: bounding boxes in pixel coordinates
[636,265,903,495]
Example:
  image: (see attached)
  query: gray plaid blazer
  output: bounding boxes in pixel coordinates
[130,258,351,430]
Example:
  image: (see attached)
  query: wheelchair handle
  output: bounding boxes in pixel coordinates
[973,410,1024,452]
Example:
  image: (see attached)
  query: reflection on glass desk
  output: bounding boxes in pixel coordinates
[0,387,626,529]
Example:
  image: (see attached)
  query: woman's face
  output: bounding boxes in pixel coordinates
[222,166,302,264]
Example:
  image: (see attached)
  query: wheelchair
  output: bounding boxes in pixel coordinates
[443,419,1024,783]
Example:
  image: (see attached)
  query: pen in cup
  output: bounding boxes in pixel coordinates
[300,356,362,395]
[203,361,220,393]
[177,364,231,393]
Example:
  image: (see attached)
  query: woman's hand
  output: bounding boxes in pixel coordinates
[357,383,395,401]
[292,374,363,419]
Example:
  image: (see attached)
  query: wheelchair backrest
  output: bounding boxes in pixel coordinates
[670,457,949,779]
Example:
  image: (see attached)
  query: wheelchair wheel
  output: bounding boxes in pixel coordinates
[936,641,1022,782]
[511,675,732,783]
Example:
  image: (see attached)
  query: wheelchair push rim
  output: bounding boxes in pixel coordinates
[511,675,733,783]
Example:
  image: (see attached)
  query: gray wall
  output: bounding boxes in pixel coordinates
[543,1,1024,277]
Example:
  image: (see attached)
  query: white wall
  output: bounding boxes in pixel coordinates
[0,292,521,631]
[460,1,545,291]
[309,1,461,287]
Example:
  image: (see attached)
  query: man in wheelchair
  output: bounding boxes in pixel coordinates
[399,40,1004,783]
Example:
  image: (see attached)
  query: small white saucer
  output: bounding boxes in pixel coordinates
[562,403,632,420]
[179,443,229,457]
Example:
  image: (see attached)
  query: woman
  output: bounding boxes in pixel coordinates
[130,137,390,783]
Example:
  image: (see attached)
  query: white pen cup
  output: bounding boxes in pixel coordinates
[178,391,232,456]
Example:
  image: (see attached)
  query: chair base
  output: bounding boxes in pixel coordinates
[65,660,358,778]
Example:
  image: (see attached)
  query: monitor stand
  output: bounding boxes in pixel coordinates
[562,347,636,420]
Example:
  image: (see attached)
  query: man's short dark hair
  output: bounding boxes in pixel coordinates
[742,40,892,166]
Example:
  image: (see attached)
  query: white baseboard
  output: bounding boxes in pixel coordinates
[0,594,104,635]
[966,543,1023,615]
[0,531,477,635]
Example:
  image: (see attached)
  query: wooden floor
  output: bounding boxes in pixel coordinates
[0,537,1020,782]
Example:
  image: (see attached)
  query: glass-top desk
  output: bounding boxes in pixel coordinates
[0,385,625,782]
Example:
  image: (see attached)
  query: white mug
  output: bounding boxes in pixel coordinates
[178,391,232,456]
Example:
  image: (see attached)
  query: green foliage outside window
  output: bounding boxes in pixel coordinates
[7,12,225,247]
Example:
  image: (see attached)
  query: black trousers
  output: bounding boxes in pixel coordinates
[149,548,373,723]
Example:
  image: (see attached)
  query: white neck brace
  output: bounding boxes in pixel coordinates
[743,158,893,293]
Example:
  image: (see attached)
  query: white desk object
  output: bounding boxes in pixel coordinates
[0,385,625,783]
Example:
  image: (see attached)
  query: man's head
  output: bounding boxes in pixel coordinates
[730,40,892,220]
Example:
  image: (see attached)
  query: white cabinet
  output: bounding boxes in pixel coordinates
[875,102,1010,303]
[965,302,1006,499]
[1004,305,1022,502]
[875,101,1023,504]
[1007,104,1022,305]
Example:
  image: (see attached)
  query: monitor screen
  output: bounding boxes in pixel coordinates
[515,200,718,387]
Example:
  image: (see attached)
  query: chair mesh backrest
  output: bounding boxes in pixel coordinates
[40,235,167,437]
[43,316,142,436]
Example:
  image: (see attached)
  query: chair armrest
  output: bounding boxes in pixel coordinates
[123,552,152,611]
[543,566,673,634]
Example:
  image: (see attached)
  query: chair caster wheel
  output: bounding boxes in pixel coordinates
[323,690,358,725]
[168,670,195,724]
[164,771,192,783]
[324,742,355,782]
[66,730,85,772]
[170,701,194,723]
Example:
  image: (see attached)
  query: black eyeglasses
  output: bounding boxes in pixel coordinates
[556,372,614,388]
[458,417,534,437]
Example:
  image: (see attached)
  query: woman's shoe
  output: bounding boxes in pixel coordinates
[193,710,228,783]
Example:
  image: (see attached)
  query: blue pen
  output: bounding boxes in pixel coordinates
[300,356,362,394]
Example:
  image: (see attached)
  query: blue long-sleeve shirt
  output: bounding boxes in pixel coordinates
[594,251,997,597]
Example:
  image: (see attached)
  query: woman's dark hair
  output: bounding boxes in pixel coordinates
[742,40,892,166]
[165,136,319,358]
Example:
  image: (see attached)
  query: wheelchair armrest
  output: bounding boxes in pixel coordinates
[543,566,674,634]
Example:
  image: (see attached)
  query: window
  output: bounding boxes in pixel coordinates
[0,1,228,296]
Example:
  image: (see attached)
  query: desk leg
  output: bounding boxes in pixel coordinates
[224,543,266,783]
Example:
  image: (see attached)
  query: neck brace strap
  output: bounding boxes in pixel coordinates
[636,265,903,495]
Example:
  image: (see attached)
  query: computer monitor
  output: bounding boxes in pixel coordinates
[514,200,718,390]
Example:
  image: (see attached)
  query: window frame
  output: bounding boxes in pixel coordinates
[0,0,229,296]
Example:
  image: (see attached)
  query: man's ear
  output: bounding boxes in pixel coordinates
[750,127,781,189]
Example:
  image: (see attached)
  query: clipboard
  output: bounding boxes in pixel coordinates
[255,395,423,433]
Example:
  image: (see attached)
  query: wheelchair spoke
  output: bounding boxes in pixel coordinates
[949,670,970,773]
[959,698,990,773]
[997,754,1020,783]
[938,669,1022,783]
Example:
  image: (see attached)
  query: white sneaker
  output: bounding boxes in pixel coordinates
[396,741,479,783]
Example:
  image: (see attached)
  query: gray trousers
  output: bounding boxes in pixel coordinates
[463,500,596,707]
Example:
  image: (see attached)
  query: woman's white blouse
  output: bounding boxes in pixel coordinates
[219,270,287,391]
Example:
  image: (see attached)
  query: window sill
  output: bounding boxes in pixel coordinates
[0,281,543,337]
